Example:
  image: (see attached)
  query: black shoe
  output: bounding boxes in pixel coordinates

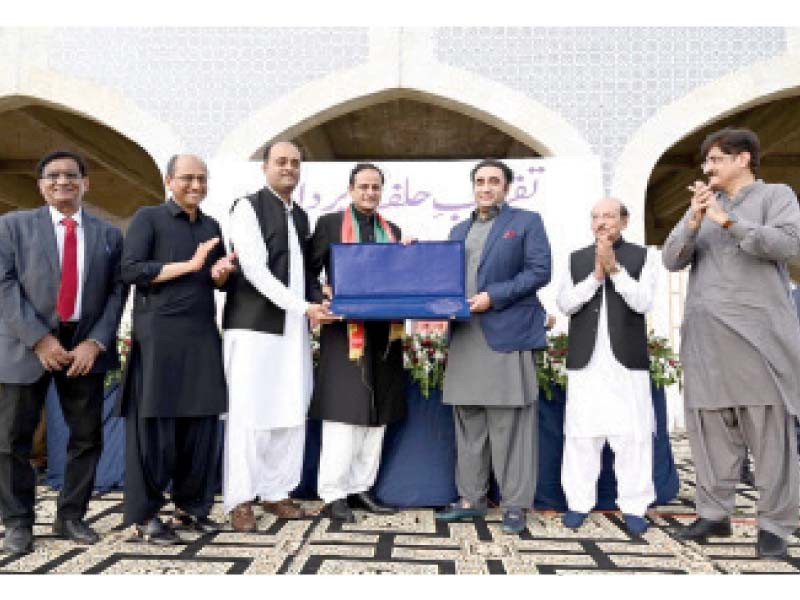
[323,499,356,523]
[674,517,732,542]
[53,517,100,545]
[740,455,755,487]
[2,526,33,555]
[348,492,396,514]
[132,517,182,546]
[502,508,526,535]
[171,510,221,533]
[756,529,788,560]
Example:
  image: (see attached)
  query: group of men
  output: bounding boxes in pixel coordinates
[1,127,799,560]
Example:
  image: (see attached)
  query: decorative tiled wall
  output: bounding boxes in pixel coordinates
[43,27,789,188]
[435,27,787,190]
[48,28,369,156]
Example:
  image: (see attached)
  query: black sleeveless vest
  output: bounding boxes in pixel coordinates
[222,187,310,335]
[565,239,649,370]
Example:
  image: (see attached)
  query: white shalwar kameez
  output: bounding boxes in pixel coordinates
[223,195,313,513]
[556,249,659,516]
[317,422,386,504]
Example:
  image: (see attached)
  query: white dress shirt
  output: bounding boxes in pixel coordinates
[556,248,660,439]
[49,205,85,322]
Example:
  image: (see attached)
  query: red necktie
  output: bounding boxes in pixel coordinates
[57,217,78,322]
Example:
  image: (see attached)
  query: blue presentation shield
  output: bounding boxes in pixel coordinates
[329,241,470,320]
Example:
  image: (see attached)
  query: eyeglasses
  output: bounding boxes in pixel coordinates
[701,154,732,168]
[173,175,208,185]
[41,171,81,182]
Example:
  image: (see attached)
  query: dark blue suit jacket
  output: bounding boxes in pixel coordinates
[449,203,551,351]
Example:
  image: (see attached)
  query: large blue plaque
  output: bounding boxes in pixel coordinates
[329,241,470,320]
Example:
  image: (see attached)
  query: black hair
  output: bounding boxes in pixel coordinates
[348,162,385,186]
[262,140,303,162]
[36,150,88,178]
[700,127,760,175]
[470,159,513,187]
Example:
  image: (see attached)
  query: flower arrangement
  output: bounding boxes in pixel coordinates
[397,328,682,400]
[647,333,683,391]
[534,330,682,399]
[402,330,448,398]
[534,332,568,400]
[104,320,132,390]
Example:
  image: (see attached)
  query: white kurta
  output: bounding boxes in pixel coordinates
[222,194,313,511]
[223,197,312,430]
[556,249,659,439]
[557,248,659,516]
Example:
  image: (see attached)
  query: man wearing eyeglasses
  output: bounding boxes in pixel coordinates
[663,127,800,559]
[118,154,235,545]
[0,150,125,555]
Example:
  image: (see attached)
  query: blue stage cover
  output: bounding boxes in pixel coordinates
[45,382,125,492]
[47,378,679,510]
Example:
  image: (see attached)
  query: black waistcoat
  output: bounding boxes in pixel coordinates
[565,238,649,370]
[222,187,311,335]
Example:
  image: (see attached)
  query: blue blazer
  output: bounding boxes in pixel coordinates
[449,203,551,352]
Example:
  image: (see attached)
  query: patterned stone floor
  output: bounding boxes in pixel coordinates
[2,430,799,574]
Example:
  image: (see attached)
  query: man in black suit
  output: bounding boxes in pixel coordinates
[0,150,125,555]
[308,163,405,522]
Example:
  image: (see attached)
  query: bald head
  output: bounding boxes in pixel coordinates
[166,154,208,178]
[165,154,209,216]
[590,197,629,242]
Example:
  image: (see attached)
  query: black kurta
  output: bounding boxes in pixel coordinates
[308,209,406,426]
[117,199,227,418]
[118,199,227,525]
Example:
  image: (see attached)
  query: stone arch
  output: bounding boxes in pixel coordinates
[0,94,169,223]
[0,62,189,223]
[214,59,594,162]
[610,53,800,243]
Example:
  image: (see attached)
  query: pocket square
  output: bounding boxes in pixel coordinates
[503,229,517,239]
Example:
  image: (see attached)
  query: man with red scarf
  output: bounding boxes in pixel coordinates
[308,163,406,522]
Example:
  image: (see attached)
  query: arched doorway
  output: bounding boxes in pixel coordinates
[291,97,539,161]
[611,65,800,421]
[643,94,800,247]
[0,96,164,225]
[215,59,594,162]
[611,53,800,243]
